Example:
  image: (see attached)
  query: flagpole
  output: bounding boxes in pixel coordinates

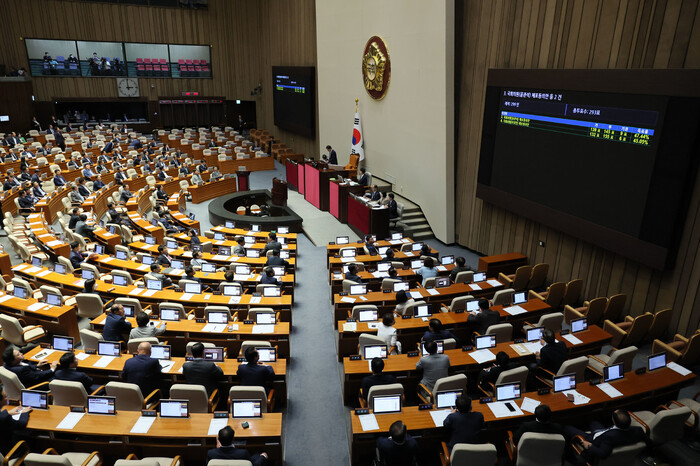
[355,98,358,113]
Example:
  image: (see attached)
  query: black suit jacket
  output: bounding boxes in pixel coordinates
[358,174,369,186]
[376,435,417,466]
[328,150,338,165]
[265,256,289,267]
[206,446,266,466]
[122,354,162,395]
[7,363,54,387]
[513,419,564,444]
[388,199,398,218]
[236,362,274,389]
[361,373,396,399]
[33,186,46,198]
[156,254,172,267]
[585,426,647,460]
[539,341,568,373]
[467,308,500,334]
[0,410,29,454]
[444,411,485,451]
[103,313,132,342]
[182,359,224,394]
[54,368,94,391]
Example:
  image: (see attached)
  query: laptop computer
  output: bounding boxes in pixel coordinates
[571,318,588,334]
[349,284,367,295]
[475,334,497,350]
[512,291,528,305]
[262,287,281,297]
[421,340,444,356]
[435,390,463,409]
[358,309,378,322]
[21,390,48,409]
[257,347,277,362]
[45,293,62,307]
[98,341,121,357]
[372,394,402,414]
[160,308,180,321]
[159,399,189,418]
[146,279,162,291]
[184,282,202,294]
[231,400,262,418]
[466,300,480,312]
[203,347,225,362]
[413,304,432,318]
[87,396,116,415]
[648,353,666,372]
[473,272,486,282]
[255,313,276,325]
[363,345,388,360]
[336,236,350,245]
[223,285,241,296]
[440,255,454,266]
[393,282,410,292]
[553,373,576,393]
[150,344,171,360]
[207,310,229,324]
[604,363,624,383]
[526,327,543,342]
[435,277,450,288]
[52,335,73,352]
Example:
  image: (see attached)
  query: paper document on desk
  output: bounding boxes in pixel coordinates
[340,297,356,303]
[487,279,502,288]
[93,356,116,368]
[180,293,194,300]
[25,266,41,274]
[367,323,379,330]
[468,283,481,291]
[73,279,86,287]
[38,234,52,238]
[142,289,158,297]
[520,397,541,414]
[597,382,623,398]
[469,349,496,364]
[249,297,262,304]
[426,288,440,296]
[333,273,343,280]
[47,240,63,247]
[12,264,27,272]
[372,272,389,278]
[563,390,590,405]
[128,288,142,296]
[252,325,275,334]
[503,305,527,316]
[667,362,692,376]
[172,270,185,276]
[342,322,357,332]
[75,353,90,361]
[404,251,415,257]
[340,257,354,263]
[0,295,12,303]
[233,275,251,282]
[102,257,114,263]
[388,240,402,245]
[488,401,524,418]
[207,418,229,436]
[229,256,239,262]
[523,342,543,354]
[510,343,530,355]
[33,349,56,361]
[561,334,583,345]
[202,324,226,333]
[137,264,150,271]
[56,412,84,430]
[28,302,46,312]
[359,414,380,432]
[130,416,156,434]
[409,291,423,299]
[359,296,368,301]
[159,360,176,372]
[228,297,241,305]
[212,255,228,261]
[436,266,447,272]
[430,409,451,427]
[36,270,51,277]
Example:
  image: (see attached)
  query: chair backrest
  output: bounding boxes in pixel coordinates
[646,406,692,444]
[543,282,566,309]
[561,279,583,307]
[450,443,497,465]
[423,277,437,288]
[127,337,159,354]
[49,380,88,407]
[511,266,532,291]
[622,313,654,347]
[115,245,131,259]
[228,386,268,412]
[527,263,549,290]
[208,460,253,466]
[433,373,468,395]
[342,279,356,292]
[170,384,209,413]
[584,297,608,325]
[0,314,26,346]
[75,293,104,319]
[402,300,426,316]
[646,308,672,341]
[0,366,25,399]
[608,345,638,372]
[555,356,589,381]
[351,305,379,320]
[596,441,646,466]
[535,312,563,334]
[247,308,274,320]
[516,433,565,466]
[492,288,514,306]
[454,271,474,284]
[105,381,144,411]
[495,366,529,387]
[81,263,100,279]
[604,294,627,322]
[23,454,72,466]
[485,323,513,343]
[115,297,143,313]
[79,328,103,352]
[381,278,401,291]
[112,270,134,285]
[449,295,475,312]
[240,340,271,356]
[366,383,404,408]
[359,333,386,354]
[679,332,700,366]
[186,341,215,356]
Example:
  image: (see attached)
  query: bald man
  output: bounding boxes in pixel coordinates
[121,341,162,396]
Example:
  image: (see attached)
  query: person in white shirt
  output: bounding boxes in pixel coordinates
[394,290,416,316]
[377,313,402,354]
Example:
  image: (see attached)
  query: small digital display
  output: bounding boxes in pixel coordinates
[255,313,276,325]
[475,335,497,349]
[208,311,228,324]
[87,396,116,415]
[421,340,444,356]
[553,374,576,393]
[373,395,401,414]
[223,285,241,296]
[262,287,281,297]
[363,345,387,360]
[604,363,624,383]
[21,390,48,409]
[184,282,202,294]
[159,399,189,418]
[146,279,163,291]
[231,400,262,418]
[257,347,276,362]
[53,336,73,351]
[436,390,463,409]
[571,318,588,333]
[358,310,378,322]
[98,341,121,357]
[349,284,367,295]
[160,308,180,321]
[495,383,521,402]
[413,305,432,318]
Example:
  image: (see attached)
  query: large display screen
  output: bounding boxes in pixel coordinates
[477,71,700,270]
[272,66,315,138]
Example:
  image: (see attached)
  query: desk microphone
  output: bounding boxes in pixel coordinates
[107,287,116,292]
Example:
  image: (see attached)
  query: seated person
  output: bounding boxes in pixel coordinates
[365,235,378,254]
[69,185,85,204]
[119,184,133,204]
[190,250,206,269]
[53,170,67,187]
[365,184,381,201]
[467,298,500,334]
[17,189,35,211]
[156,244,172,267]
[233,237,246,255]
[416,256,438,286]
[387,193,399,219]
[2,347,56,387]
[209,166,222,181]
[54,352,99,392]
[380,247,396,263]
[416,340,450,394]
[183,342,225,395]
[189,229,201,248]
[69,241,87,269]
[479,351,516,390]
[361,357,397,400]
[0,388,32,455]
[129,311,166,340]
[75,214,95,240]
[31,181,47,199]
[344,264,363,284]
[420,244,439,259]
[156,185,168,201]
[77,178,91,197]
[535,328,568,374]
[121,342,161,396]
[358,167,369,186]
[564,409,648,463]
[183,266,203,285]
[260,267,280,286]
[107,202,124,225]
[149,263,173,288]
[265,249,289,267]
[190,169,203,185]
[394,290,415,316]
[513,404,564,444]
[236,347,275,391]
[376,420,417,466]
[68,208,81,230]
[92,174,106,191]
[103,303,132,342]
[422,318,457,345]
[449,256,470,282]
[377,313,401,353]
[443,395,484,452]
[207,426,268,465]
[263,232,282,253]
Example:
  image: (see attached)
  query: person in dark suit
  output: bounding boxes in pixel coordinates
[376,420,417,466]
[182,342,225,395]
[361,358,397,400]
[357,167,369,186]
[479,351,517,390]
[443,395,484,452]
[0,389,32,455]
[54,352,98,392]
[122,342,162,396]
[188,229,201,249]
[75,214,95,240]
[364,235,378,254]
[564,409,648,463]
[207,426,268,465]
[3,175,19,191]
[92,174,105,191]
[260,267,280,286]
[102,140,114,154]
[262,249,287,267]
[422,318,457,345]
[366,185,381,202]
[263,232,282,254]
[156,185,168,202]
[17,190,35,211]
[449,256,470,282]
[2,348,56,387]
[103,303,132,342]
[537,328,568,373]
[387,193,399,219]
[156,245,172,267]
[119,184,133,204]
[156,168,167,181]
[326,145,338,165]
[32,181,47,199]
[149,263,173,288]
[344,264,363,284]
[69,241,87,269]
[467,298,500,334]
[31,170,41,185]
[236,347,275,391]
[513,404,564,444]
[67,208,80,230]
[19,168,31,183]
[53,170,67,187]
[77,178,91,197]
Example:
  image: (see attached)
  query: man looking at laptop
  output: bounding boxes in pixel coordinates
[207,426,268,465]
[183,342,225,395]
[237,347,275,392]
[361,358,398,402]
[416,340,450,399]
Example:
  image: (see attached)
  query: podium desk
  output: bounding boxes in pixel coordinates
[303,163,348,211]
[286,160,299,190]
[329,180,365,222]
[347,195,390,240]
[478,252,528,276]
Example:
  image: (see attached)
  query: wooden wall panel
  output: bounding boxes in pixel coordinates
[455,0,700,337]
[0,0,318,156]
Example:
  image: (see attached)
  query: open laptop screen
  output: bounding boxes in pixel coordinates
[98,341,121,357]
[203,347,225,362]
[208,311,228,324]
[159,399,189,418]
[160,308,180,321]
[231,400,262,418]
[571,318,588,333]
[373,395,402,414]
[603,363,624,383]
[53,335,73,352]
[257,347,277,362]
[435,390,463,409]
[358,309,378,322]
[223,285,241,296]
[150,345,171,360]
[421,340,444,356]
[146,279,162,291]
[87,396,116,415]
[21,390,48,409]
[413,304,432,318]
[184,282,202,294]
[526,327,543,342]
[648,353,666,371]
[512,291,528,305]
[349,284,366,295]
[495,383,521,402]
[553,373,576,393]
[363,345,387,360]
[473,272,486,282]
[475,334,497,350]
[336,236,349,245]
[440,255,454,265]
